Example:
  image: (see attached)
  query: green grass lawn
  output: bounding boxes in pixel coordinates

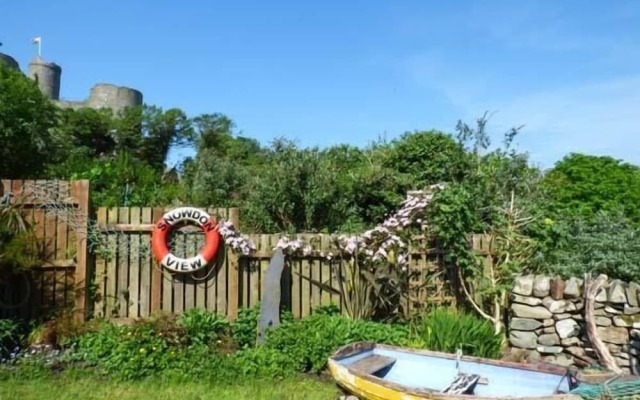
[0,374,341,400]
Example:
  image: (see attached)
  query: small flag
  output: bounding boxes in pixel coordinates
[32,37,41,44]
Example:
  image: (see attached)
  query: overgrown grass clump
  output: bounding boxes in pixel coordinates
[407,307,504,359]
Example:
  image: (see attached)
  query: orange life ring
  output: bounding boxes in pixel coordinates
[151,207,221,273]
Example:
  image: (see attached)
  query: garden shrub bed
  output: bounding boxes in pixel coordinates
[0,304,504,382]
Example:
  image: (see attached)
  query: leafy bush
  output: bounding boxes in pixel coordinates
[263,314,411,373]
[231,303,293,349]
[177,308,231,347]
[408,307,504,359]
[68,320,175,379]
[548,210,640,282]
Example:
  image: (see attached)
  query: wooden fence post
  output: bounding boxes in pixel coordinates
[227,208,240,320]
[150,207,164,313]
[72,180,91,322]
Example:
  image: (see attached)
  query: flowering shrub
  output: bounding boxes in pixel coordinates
[216,220,257,256]
[273,185,444,267]
[269,187,444,320]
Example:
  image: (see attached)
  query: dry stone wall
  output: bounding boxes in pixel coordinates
[508,275,640,374]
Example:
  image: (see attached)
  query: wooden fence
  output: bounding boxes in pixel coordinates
[0,179,493,322]
[93,207,489,320]
[0,179,90,321]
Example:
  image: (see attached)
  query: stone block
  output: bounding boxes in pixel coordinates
[510,318,542,331]
[509,331,538,349]
[538,333,560,346]
[550,277,565,300]
[514,275,534,296]
[609,280,628,304]
[597,326,629,345]
[564,278,583,299]
[627,283,640,307]
[513,304,552,319]
[511,294,543,307]
[556,319,580,339]
[537,346,563,354]
[624,305,640,315]
[533,276,551,297]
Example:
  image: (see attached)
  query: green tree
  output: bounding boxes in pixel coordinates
[181,113,265,208]
[548,210,640,282]
[384,130,470,187]
[543,153,640,225]
[0,65,59,178]
[57,107,117,157]
[138,106,195,171]
[243,139,349,232]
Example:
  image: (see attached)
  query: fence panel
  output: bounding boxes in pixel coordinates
[1,184,481,323]
[95,207,238,319]
[0,179,88,321]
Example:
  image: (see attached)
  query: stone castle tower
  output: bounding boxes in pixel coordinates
[0,49,143,113]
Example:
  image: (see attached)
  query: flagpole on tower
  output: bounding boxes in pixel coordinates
[32,37,41,56]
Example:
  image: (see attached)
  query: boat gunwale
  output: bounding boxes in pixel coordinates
[328,342,582,400]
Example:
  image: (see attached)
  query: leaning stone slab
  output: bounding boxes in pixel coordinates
[510,318,542,331]
[533,276,551,297]
[513,275,534,296]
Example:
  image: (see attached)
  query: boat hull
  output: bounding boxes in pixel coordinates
[328,343,583,400]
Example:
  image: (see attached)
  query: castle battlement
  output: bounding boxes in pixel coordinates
[0,50,143,113]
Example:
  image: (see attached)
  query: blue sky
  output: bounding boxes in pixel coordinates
[2,0,639,169]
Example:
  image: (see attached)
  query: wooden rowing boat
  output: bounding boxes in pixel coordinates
[328,342,583,400]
